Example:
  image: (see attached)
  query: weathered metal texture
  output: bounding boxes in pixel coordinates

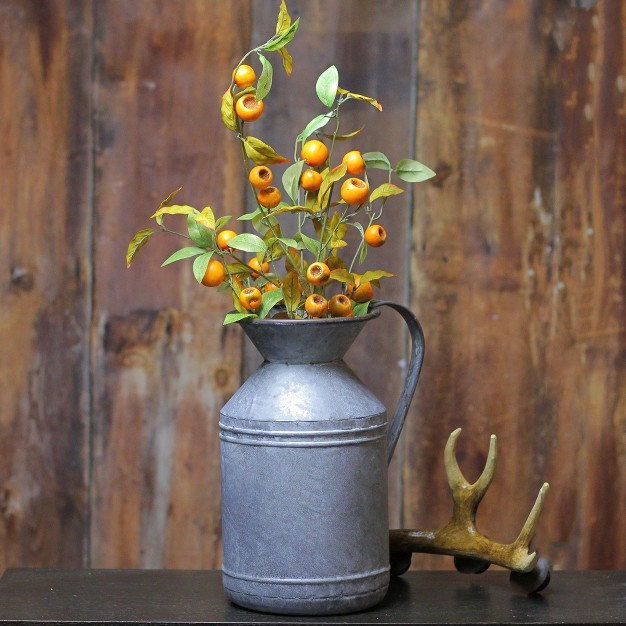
[220,305,424,615]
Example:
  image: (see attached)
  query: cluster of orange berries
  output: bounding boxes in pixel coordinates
[234,262,374,318]
[201,63,389,319]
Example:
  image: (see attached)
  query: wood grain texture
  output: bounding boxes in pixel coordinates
[408,0,625,570]
[0,0,92,569]
[0,0,624,573]
[89,0,249,568]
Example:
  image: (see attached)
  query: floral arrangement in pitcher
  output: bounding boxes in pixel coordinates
[126,1,435,324]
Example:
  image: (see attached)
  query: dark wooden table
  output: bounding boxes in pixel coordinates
[0,569,624,625]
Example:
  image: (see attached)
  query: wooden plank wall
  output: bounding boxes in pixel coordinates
[0,0,624,573]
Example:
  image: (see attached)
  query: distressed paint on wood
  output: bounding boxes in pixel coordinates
[89,0,249,568]
[0,0,92,569]
[408,0,625,570]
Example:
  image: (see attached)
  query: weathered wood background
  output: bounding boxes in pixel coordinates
[1,0,624,572]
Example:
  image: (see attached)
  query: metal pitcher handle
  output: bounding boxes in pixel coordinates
[371,301,426,464]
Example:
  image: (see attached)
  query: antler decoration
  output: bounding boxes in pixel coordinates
[390,428,551,593]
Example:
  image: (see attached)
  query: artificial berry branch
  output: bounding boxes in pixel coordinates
[126,0,435,324]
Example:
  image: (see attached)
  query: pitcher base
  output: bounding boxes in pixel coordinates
[222,570,389,616]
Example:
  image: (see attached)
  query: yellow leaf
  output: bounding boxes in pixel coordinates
[150,204,197,226]
[194,206,216,230]
[221,89,237,131]
[244,136,290,165]
[126,228,155,268]
[275,0,291,34]
[278,46,293,77]
[282,272,301,314]
[337,86,383,111]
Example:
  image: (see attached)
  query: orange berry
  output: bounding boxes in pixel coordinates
[256,186,281,209]
[341,150,365,175]
[249,165,273,189]
[235,95,264,122]
[248,257,270,278]
[340,178,369,205]
[232,64,256,88]
[264,282,279,293]
[239,286,262,310]
[305,294,329,318]
[364,224,387,247]
[216,229,237,250]
[348,280,374,303]
[201,259,226,287]
[301,140,328,167]
[306,261,331,286]
[300,169,323,192]
[328,294,353,317]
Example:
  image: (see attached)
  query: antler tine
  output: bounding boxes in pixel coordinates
[514,482,550,550]
[444,429,497,506]
[471,434,497,504]
[443,428,468,490]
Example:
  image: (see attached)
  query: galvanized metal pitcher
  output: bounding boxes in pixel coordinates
[219,301,425,615]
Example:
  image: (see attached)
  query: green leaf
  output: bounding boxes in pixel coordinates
[256,53,273,101]
[161,246,206,267]
[270,204,317,216]
[223,312,258,325]
[244,136,290,165]
[316,65,339,108]
[259,287,285,318]
[221,88,237,131]
[359,269,396,283]
[126,228,155,268]
[238,208,263,221]
[363,152,391,171]
[359,240,368,264]
[194,206,216,230]
[262,18,300,51]
[299,232,320,257]
[352,301,370,316]
[187,214,214,247]
[395,159,436,183]
[228,233,267,253]
[192,252,214,284]
[369,183,404,203]
[278,237,299,248]
[215,215,232,231]
[282,160,306,203]
[298,113,334,144]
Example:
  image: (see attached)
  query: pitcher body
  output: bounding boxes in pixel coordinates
[219,305,425,615]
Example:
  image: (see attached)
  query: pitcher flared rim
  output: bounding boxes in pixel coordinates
[237,307,381,363]
[239,308,381,326]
